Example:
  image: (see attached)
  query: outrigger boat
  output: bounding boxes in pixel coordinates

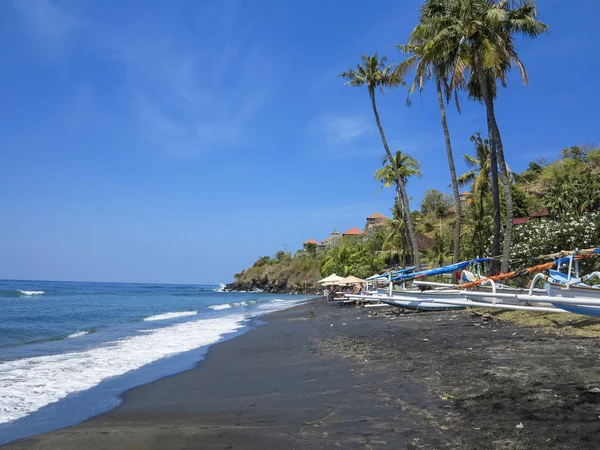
[347,259,491,311]
[346,248,600,316]
[433,249,600,317]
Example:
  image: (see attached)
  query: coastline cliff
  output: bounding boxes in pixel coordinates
[225,253,322,294]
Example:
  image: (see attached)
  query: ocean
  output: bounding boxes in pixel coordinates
[0,279,309,444]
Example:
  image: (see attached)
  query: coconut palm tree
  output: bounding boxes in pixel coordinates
[374,151,421,265]
[459,133,492,257]
[458,133,491,210]
[374,150,421,190]
[339,54,421,268]
[395,4,463,265]
[379,199,409,266]
[425,230,451,268]
[417,0,547,272]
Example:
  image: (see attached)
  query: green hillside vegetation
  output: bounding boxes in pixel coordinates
[229,145,600,293]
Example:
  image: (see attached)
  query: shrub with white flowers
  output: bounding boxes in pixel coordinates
[511,211,600,260]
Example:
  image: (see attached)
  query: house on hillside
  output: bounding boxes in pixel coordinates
[365,213,389,230]
[512,209,549,226]
[530,209,549,221]
[342,227,364,242]
[459,191,471,203]
[321,230,342,249]
[302,238,319,250]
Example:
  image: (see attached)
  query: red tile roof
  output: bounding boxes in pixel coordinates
[367,213,387,219]
[460,191,471,197]
[531,209,549,217]
[342,227,364,236]
[302,238,318,245]
[513,217,530,225]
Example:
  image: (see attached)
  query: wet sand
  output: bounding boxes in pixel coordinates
[6,299,600,449]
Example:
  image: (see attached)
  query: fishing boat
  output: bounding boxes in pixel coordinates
[441,250,600,316]
[348,259,491,311]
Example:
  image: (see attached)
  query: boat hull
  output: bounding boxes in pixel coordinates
[374,289,466,310]
[546,282,600,316]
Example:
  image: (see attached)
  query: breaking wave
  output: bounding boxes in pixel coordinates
[0,315,246,424]
[0,290,45,298]
[143,311,198,322]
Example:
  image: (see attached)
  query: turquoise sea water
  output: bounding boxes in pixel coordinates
[0,279,308,443]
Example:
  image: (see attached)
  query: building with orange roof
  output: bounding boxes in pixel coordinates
[342,227,364,236]
[302,238,319,250]
[365,212,389,230]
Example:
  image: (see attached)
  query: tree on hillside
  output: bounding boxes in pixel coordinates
[418,0,547,273]
[320,245,386,279]
[561,145,588,162]
[425,229,451,268]
[339,54,421,268]
[421,189,454,219]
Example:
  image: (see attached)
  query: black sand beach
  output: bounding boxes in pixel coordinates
[6,299,600,449]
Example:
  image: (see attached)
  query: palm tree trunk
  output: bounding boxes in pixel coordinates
[398,181,419,266]
[479,189,485,257]
[368,88,421,268]
[471,57,514,273]
[493,127,514,273]
[435,76,461,265]
[473,54,501,274]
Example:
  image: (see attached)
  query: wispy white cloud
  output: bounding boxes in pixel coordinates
[319,115,371,142]
[10,0,84,52]
[11,0,274,159]
[310,114,382,159]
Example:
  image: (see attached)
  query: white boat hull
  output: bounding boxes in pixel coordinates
[372,289,466,310]
[546,282,600,316]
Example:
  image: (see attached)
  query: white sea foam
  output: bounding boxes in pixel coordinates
[19,291,44,296]
[214,283,227,292]
[0,315,245,424]
[143,311,197,322]
[208,304,232,310]
[67,331,89,339]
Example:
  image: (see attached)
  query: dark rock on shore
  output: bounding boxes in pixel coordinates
[224,277,321,295]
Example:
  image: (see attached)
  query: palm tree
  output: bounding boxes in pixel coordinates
[458,133,491,211]
[379,199,408,266]
[374,150,421,190]
[320,246,353,277]
[395,4,463,265]
[425,230,451,268]
[459,133,492,257]
[339,54,421,268]
[374,151,421,265]
[417,0,547,273]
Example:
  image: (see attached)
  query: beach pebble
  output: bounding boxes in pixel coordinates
[330,324,334,327]
[588,388,600,394]
[516,423,524,429]
[423,338,429,342]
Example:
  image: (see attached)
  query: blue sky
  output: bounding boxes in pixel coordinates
[0,0,597,284]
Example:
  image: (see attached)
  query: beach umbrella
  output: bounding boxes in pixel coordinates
[339,275,366,284]
[318,274,344,285]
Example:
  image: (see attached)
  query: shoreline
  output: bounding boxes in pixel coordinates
[6,299,600,449]
[0,298,313,446]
